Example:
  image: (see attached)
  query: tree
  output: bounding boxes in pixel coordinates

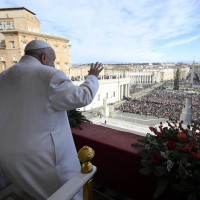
[67,109,91,130]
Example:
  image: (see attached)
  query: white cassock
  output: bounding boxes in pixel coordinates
[0,55,99,200]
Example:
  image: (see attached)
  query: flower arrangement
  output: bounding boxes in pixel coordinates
[133,121,200,200]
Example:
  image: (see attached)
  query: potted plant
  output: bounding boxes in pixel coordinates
[133,121,200,200]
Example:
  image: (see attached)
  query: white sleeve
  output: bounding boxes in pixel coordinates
[48,70,99,111]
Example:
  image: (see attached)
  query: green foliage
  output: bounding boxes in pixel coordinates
[67,109,92,130]
[187,193,199,200]
[153,166,168,177]
[153,177,169,199]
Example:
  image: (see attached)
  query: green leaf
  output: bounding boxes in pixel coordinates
[153,166,167,177]
[172,183,191,192]
[187,193,198,200]
[153,178,169,199]
[141,159,151,167]
[139,167,152,175]
[67,109,91,129]
[194,169,200,176]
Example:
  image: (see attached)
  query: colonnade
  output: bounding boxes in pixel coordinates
[119,83,129,99]
[130,74,155,84]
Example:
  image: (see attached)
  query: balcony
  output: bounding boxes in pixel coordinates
[72,122,156,200]
[0,122,156,200]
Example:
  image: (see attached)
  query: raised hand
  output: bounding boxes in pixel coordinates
[88,62,103,77]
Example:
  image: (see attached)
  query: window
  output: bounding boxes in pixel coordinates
[6,21,11,30]
[54,47,58,52]
[10,22,14,29]
[63,44,67,52]
[2,62,6,70]
[56,64,60,69]
[10,41,15,48]
[13,56,17,62]
[56,62,60,69]
[63,46,67,52]
[22,40,27,49]
[0,22,3,30]
[54,43,59,52]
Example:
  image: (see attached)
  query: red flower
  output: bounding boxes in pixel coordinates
[182,146,192,152]
[167,140,177,150]
[152,153,161,165]
[192,153,200,159]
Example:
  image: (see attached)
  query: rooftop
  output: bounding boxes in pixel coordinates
[0,7,36,15]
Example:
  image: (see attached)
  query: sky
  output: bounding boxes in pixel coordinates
[1,0,200,64]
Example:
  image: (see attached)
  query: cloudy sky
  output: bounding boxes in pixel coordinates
[1,0,200,64]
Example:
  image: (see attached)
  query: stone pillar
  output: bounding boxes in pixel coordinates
[123,84,126,97]
[122,84,125,97]
[127,84,129,97]
[120,85,122,99]
[124,84,127,96]
[152,74,155,83]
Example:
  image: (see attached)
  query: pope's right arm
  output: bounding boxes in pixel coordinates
[48,70,99,111]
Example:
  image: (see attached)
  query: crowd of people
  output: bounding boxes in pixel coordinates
[129,84,155,95]
[117,81,200,123]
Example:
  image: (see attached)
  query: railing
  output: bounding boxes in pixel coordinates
[0,146,97,200]
[47,146,97,200]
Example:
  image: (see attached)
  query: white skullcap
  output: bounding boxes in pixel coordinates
[25,40,52,51]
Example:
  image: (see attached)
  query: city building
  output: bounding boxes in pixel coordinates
[0,7,71,74]
[0,7,193,114]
